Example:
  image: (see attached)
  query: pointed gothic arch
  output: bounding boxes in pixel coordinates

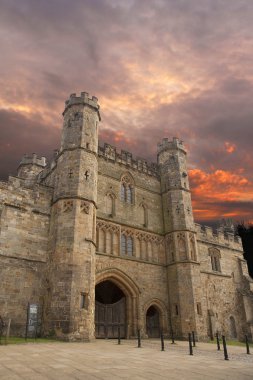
[144,298,168,336]
[139,202,148,227]
[120,172,135,204]
[96,268,140,337]
[105,191,116,217]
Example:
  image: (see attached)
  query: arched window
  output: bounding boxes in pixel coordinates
[121,234,133,256]
[126,186,133,204]
[209,248,221,272]
[121,234,126,255]
[127,236,133,256]
[120,183,126,202]
[120,174,134,204]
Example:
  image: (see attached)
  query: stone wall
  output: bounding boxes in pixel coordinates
[0,176,52,335]
[97,156,163,234]
[196,223,252,340]
[95,253,169,337]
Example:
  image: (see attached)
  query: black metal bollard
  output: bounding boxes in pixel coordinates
[137,329,141,348]
[188,333,193,355]
[25,302,29,342]
[222,335,229,360]
[245,335,250,355]
[192,331,196,347]
[171,330,175,344]
[216,332,220,351]
[161,331,165,351]
[118,326,121,345]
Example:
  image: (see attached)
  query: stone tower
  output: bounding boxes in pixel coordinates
[46,92,100,340]
[158,138,202,339]
[17,153,46,183]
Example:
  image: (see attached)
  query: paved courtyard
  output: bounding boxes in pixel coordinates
[0,339,252,379]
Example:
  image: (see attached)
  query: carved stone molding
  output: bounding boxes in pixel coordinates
[62,200,73,213]
[80,200,90,214]
[96,220,120,233]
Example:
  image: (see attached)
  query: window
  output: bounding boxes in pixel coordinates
[80,293,86,309]
[127,236,133,256]
[174,304,179,316]
[120,183,126,201]
[197,302,202,315]
[120,174,134,204]
[209,248,221,272]
[121,234,133,256]
[121,234,126,255]
[126,187,133,204]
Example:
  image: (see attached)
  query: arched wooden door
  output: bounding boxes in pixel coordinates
[95,280,126,338]
[146,306,160,338]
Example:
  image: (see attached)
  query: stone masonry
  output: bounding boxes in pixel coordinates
[0,92,252,341]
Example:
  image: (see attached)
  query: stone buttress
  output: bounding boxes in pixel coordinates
[158,138,203,339]
[45,92,100,340]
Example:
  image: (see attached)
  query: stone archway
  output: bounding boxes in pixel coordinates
[144,299,168,337]
[95,280,126,338]
[146,305,160,338]
[95,268,140,338]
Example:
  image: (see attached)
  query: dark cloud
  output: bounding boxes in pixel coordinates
[0,109,60,180]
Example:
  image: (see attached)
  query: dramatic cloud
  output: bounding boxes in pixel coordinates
[0,0,253,225]
[189,169,253,223]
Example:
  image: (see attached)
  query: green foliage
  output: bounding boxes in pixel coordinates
[0,336,58,345]
[208,339,253,347]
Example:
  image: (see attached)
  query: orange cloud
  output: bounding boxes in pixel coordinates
[189,168,253,222]
[225,141,236,153]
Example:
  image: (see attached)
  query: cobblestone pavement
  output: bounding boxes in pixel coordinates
[0,339,252,380]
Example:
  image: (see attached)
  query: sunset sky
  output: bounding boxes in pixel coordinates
[0,0,253,226]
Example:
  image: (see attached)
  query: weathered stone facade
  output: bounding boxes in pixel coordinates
[0,92,252,341]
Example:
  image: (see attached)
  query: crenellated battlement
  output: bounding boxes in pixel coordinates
[98,143,159,178]
[195,223,242,249]
[18,153,47,168]
[157,137,186,155]
[63,91,100,118]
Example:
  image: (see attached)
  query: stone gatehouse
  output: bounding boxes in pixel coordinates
[0,92,252,341]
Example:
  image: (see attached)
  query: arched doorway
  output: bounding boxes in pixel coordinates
[146,306,160,338]
[229,316,237,339]
[95,280,126,338]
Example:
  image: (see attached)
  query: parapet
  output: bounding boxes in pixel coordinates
[18,153,47,168]
[195,223,242,249]
[17,153,47,181]
[63,92,100,119]
[157,137,186,155]
[98,143,159,178]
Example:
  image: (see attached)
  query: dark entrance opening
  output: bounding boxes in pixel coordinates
[95,280,126,338]
[146,306,160,338]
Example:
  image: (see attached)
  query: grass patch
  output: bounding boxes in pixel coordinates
[208,339,253,347]
[0,336,58,345]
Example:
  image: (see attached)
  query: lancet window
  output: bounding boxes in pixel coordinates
[121,234,133,256]
[120,174,134,204]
